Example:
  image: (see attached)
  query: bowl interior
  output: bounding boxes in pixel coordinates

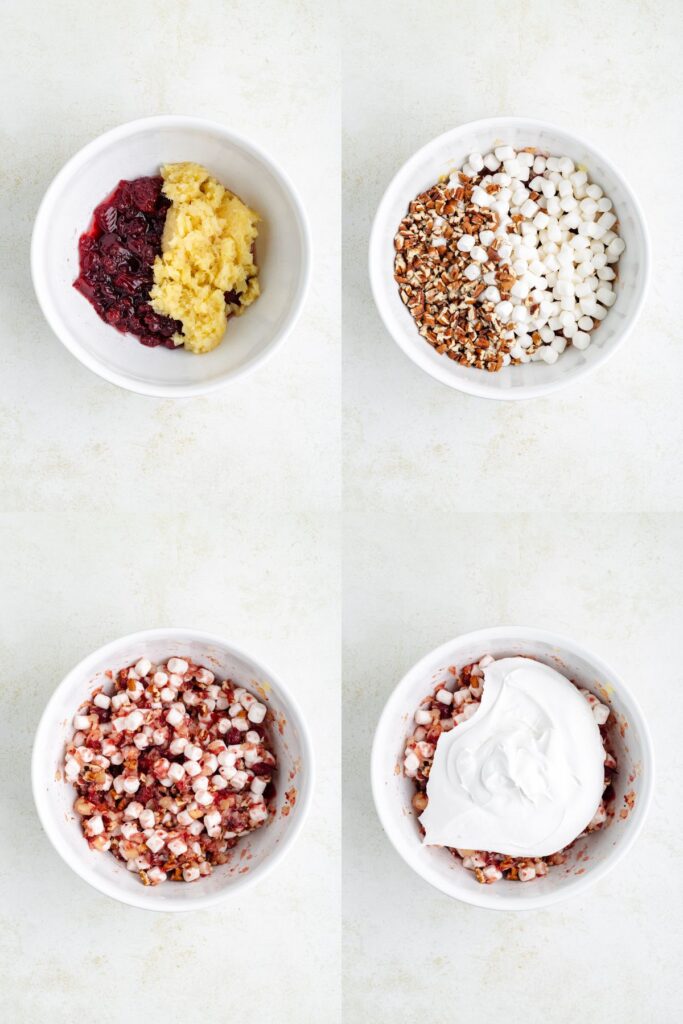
[34,634,310,909]
[370,120,648,398]
[33,121,308,395]
[373,631,650,908]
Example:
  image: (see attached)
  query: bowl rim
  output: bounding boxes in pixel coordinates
[31,626,315,912]
[30,114,312,399]
[370,625,655,911]
[368,115,651,401]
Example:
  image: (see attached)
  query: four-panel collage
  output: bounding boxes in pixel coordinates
[1,1,681,1021]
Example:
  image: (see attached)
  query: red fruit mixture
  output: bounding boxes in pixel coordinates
[73,176,183,348]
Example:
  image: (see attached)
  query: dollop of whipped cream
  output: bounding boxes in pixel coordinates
[420,657,605,857]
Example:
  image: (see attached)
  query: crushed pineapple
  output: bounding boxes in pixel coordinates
[150,162,260,354]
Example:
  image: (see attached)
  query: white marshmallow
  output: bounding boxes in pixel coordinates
[166,705,185,728]
[135,658,151,678]
[167,658,188,675]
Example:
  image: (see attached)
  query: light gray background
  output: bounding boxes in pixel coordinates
[0,3,340,1022]
[343,1,682,1021]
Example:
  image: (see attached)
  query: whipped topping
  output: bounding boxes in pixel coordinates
[420,657,605,856]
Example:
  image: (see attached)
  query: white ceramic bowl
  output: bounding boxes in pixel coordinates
[31,116,311,397]
[369,117,650,400]
[32,628,314,911]
[371,626,654,910]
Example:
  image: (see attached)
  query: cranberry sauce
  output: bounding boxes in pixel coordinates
[73,176,182,348]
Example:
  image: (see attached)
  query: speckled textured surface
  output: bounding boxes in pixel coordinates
[0,2,340,1021]
[343,1,682,1021]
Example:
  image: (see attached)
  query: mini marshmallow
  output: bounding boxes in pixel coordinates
[169,736,188,756]
[204,810,221,831]
[596,287,616,307]
[85,814,104,836]
[166,658,188,675]
[471,186,491,208]
[593,703,610,725]
[483,864,503,881]
[167,838,188,857]
[217,749,237,769]
[135,658,151,678]
[247,702,267,724]
[136,808,154,830]
[120,821,138,840]
[249,804,269,825]
[230,770,249,791]
[145,831,166,853]
[597,211,617,231]
[166,705,185,728]
[126,710,144,731]
[184,759,201,778]
[510,280,530,301]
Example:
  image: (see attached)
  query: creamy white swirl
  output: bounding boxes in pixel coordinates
[420,657,605,856]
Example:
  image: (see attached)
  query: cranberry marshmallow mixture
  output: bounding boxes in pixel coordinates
[64,657,276,886]
[404,655,615,884]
